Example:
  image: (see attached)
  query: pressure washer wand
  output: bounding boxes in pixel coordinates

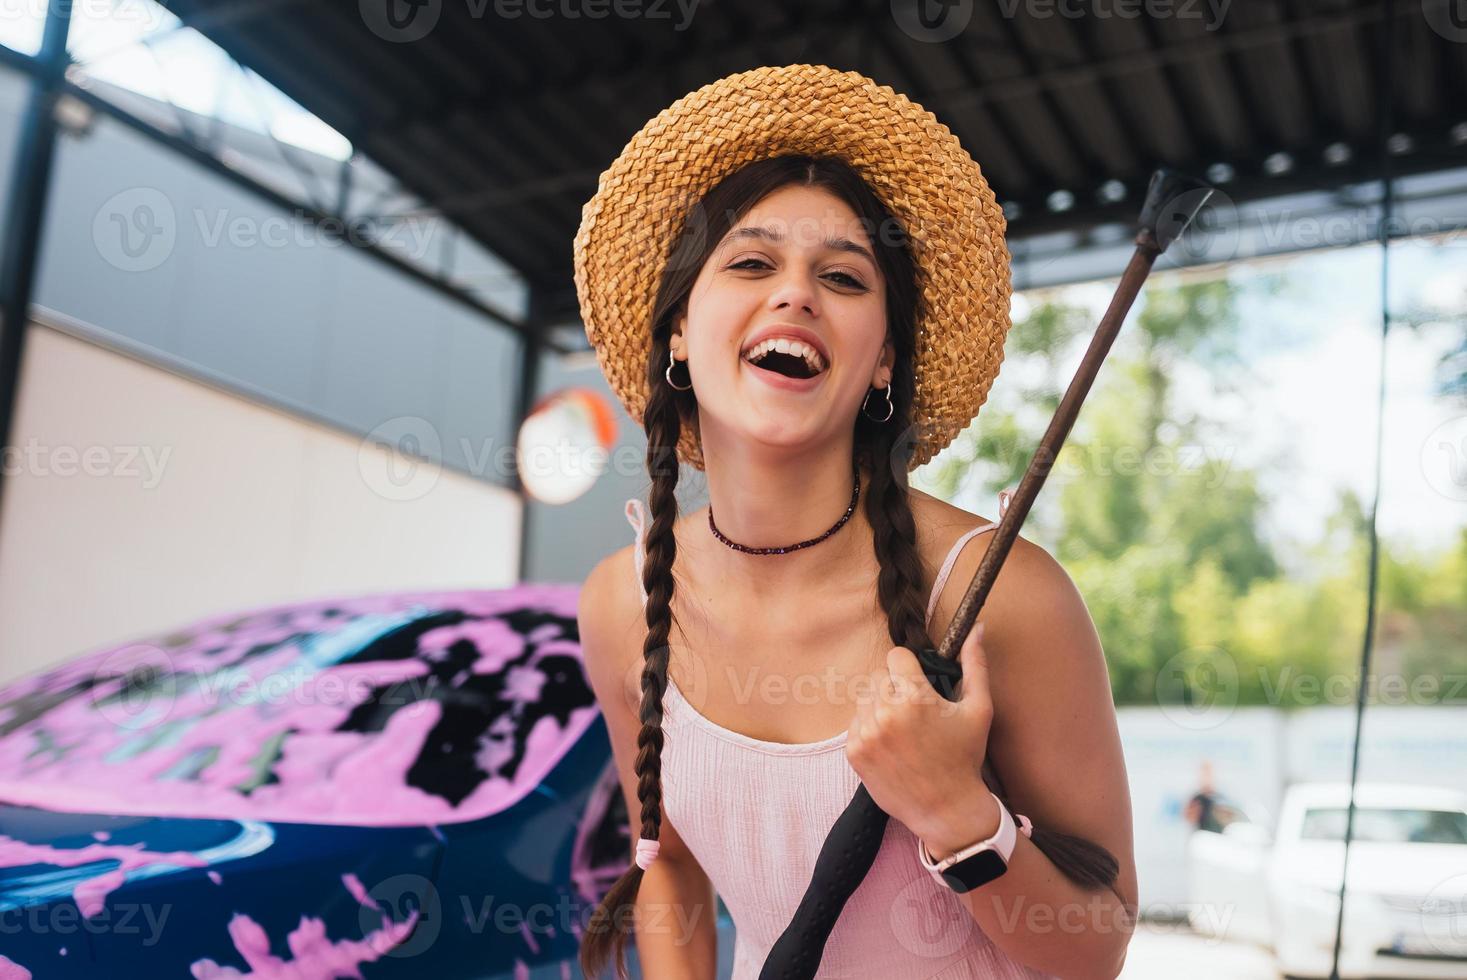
[758,168,1216,980]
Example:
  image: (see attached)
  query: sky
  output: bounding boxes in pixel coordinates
[0,0,351,159]
[932,240,1467,558]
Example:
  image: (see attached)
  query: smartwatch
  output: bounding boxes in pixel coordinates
[916,792,1024,893]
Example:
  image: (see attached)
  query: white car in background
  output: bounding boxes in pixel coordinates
[1187,782,1467,979]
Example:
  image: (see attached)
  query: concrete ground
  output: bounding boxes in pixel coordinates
[1120,919,1280,979]
[621,914,1286,978]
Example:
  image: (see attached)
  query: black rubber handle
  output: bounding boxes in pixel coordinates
[757,648,961,979]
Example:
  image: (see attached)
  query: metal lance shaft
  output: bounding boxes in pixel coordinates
[758,168,1216,980]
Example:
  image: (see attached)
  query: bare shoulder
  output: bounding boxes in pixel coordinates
[579,545,710,876]
[578,544,646,707]
[906,485,1051,577]
[906,486,1060,648]
[582,540,640,614]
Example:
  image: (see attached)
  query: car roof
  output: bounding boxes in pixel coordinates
[1285,781,1467,810]
[0,586,594,828]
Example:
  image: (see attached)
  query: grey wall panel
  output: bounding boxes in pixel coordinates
[166,183,335,407]
[32,112,189,353]
[439,311,521,478]
[19,91,520,494]
[316,246,448,435]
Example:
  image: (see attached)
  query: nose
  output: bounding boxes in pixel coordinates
[766,269,819,319]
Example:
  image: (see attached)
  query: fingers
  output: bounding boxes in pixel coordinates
[958,621,990,708]
[892,646,951,709]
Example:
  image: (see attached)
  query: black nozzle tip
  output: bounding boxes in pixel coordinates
[1138,168,1216,252]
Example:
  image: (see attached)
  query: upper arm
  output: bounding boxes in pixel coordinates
[578,550,708,878]
[928,526,1138,911]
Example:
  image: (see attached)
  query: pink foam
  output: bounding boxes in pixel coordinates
[188,909,419,979]
[340,873,378,910]
[0,588,593,828]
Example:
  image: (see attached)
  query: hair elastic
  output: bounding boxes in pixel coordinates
[635,836,660,870]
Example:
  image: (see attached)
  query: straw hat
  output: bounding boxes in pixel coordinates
[572,63,1012,472]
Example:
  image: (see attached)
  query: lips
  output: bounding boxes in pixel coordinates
[739,325,831,367]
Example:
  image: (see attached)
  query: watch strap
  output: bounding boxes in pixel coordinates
[916,791,1019,889]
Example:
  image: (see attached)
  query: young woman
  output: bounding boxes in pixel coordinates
[573,66,1137,980]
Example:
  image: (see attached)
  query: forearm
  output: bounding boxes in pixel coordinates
[921,793,1135,979]
[631,858,719,979]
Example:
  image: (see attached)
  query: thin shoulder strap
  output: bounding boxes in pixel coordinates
[624,498,649,606]
[924,487,1015,628]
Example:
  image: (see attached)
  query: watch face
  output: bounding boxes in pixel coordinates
[941,849,1008,893]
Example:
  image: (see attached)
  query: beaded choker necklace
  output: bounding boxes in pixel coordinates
[707,464,861,555]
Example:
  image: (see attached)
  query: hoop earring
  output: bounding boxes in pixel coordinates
[665,348,693,391]
[862,384,894,423]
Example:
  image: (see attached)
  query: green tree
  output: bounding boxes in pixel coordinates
[924,269,1464,708]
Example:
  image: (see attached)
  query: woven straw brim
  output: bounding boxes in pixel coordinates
[573,63,1011,472]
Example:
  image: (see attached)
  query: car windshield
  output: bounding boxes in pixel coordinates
[1300,805,1467,844]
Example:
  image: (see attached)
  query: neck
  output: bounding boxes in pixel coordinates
[696,439,874,591]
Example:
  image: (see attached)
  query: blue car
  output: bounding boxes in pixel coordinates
[0,586,677,978]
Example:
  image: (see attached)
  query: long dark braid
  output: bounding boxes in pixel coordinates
[862,373,1121,894]
[578,337,689,980]
[580,155,1120,979]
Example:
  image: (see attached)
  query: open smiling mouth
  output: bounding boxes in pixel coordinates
[742,343,827,381]
[749,351,819,379]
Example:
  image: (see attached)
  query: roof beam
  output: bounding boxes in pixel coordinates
[1278,0,1333,146]
[363,3,874,143]
[1066,12,1151,172]
[936,0,1393,115]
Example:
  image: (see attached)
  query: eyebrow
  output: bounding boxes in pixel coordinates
[720,225,877,267]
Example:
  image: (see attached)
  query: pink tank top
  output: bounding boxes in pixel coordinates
[622,494,1056,979]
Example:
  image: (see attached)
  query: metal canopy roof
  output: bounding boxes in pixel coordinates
[163,0,1466,335]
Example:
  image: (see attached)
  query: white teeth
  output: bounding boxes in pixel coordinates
[742,337,826,373]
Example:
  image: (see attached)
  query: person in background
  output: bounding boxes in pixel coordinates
[1184,759,1225,833]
